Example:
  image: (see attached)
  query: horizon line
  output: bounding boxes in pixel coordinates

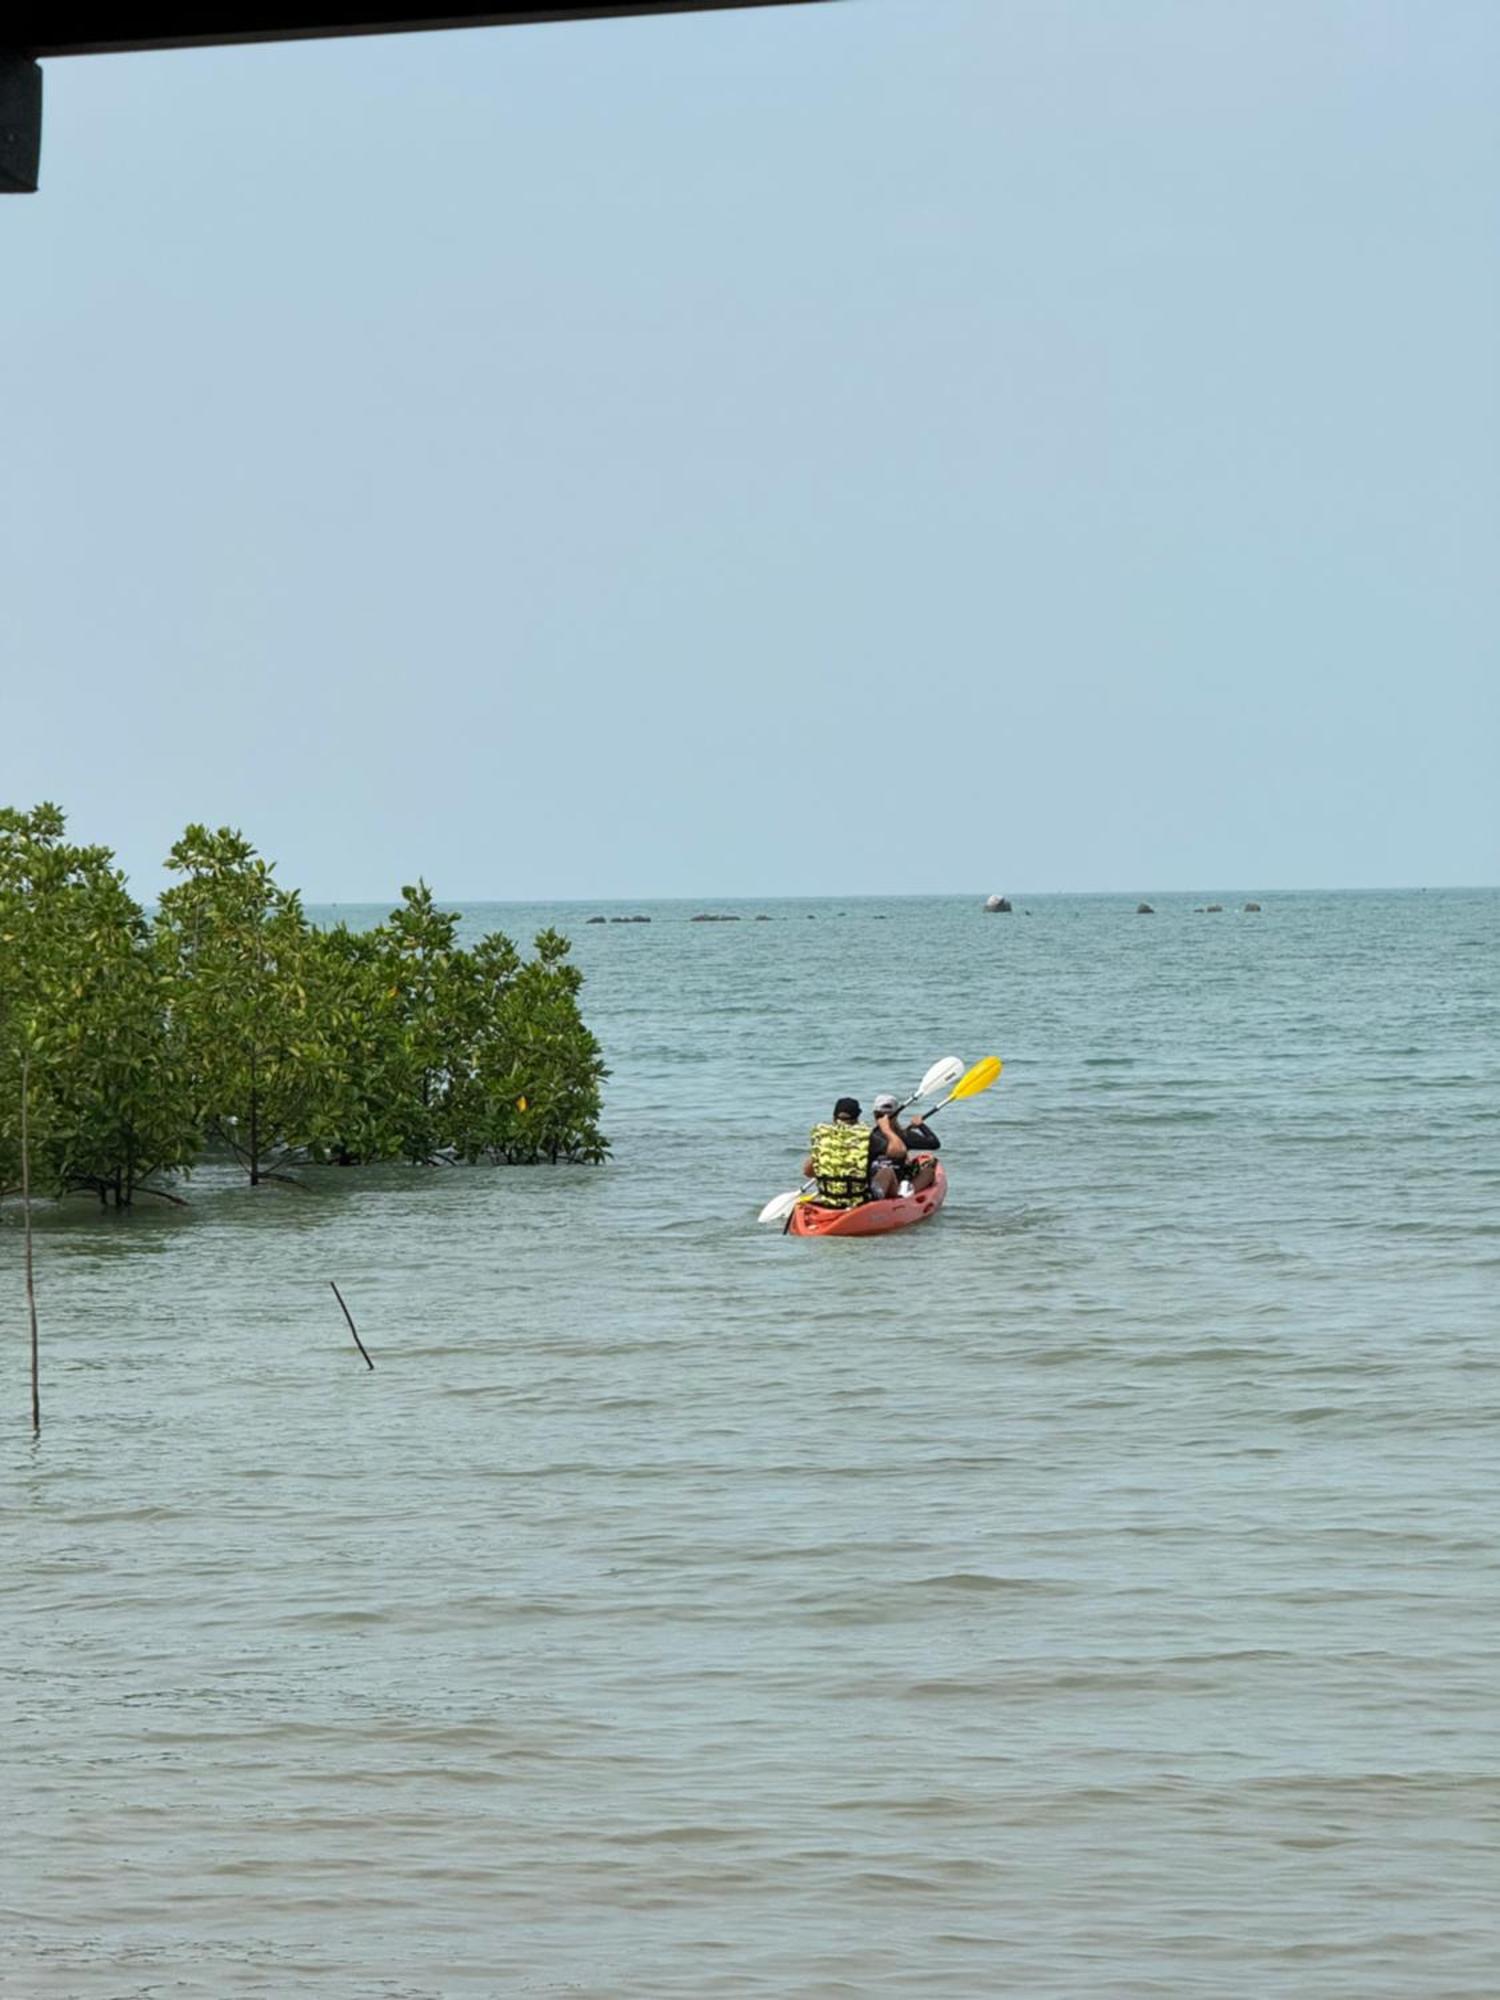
[291,881,1499,906]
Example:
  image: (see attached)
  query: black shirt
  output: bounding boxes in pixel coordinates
[868,1119,940,1162]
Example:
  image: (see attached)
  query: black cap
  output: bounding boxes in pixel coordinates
[833,1097,861,1120]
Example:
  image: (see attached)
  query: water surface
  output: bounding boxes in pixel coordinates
[5,889,1497,1996]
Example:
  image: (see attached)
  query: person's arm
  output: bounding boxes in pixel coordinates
[876,1114,908,1163]
[904,1119,940,1151]
[802,1152,815,1177]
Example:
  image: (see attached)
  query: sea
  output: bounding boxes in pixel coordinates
[4,888,1497,1998]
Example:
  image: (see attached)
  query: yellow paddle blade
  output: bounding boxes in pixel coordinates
[950,1055,1002,1099]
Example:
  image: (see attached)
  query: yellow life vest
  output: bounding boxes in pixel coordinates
[808,1121,872,1208]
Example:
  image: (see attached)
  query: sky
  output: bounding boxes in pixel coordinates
[3,0,1496,901]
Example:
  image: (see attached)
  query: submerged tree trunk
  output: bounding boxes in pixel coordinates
[248,1051,260,1187]
[20,1056,40,1435]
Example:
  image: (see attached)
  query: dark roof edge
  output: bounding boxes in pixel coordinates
[22,1,835,59]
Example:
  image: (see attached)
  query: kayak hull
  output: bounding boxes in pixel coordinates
[787,1163,948,1237]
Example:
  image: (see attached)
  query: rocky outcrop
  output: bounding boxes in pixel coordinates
[983,895,1013,913]
[1136,902,1155,914]
[1243,901,1262,912]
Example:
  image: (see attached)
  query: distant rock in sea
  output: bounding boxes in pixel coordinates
[586,915,607,924]
[983,895,1013,912]
[609,915,650,923]
[1205,904,1223,913]
[1136,903,1155,915]
[1244,901,1262,912]
[690,913,741,923]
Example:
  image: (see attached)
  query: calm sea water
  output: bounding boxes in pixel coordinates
[4,889,1498,1998]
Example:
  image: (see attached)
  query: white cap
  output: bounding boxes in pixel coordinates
[872,1093,899,1113]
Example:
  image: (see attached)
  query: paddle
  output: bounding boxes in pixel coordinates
[899,1054,964,1112]
[915,1053,1002,1121]
[756,1056,965,1225]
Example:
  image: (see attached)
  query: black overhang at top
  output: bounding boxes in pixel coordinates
[15,1,831,59]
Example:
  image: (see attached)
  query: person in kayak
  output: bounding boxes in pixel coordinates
[803,1097,901,1208]
[869,1091,941,1195]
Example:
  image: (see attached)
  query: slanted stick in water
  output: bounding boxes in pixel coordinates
[330,1281,374,1371]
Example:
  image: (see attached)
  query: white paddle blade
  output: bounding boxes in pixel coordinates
[914,1056,964,1103]
[758,1189,802,1225]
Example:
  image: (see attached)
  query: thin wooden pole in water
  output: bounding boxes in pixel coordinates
[330,1281,374,1370]
[21,1055,40,1434]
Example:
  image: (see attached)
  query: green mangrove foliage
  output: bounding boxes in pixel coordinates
[0,806,607,1205]
[0,806,199,1208]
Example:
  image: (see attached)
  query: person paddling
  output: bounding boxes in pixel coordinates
[869,1091,940,1194]
[803,1097,887,1209]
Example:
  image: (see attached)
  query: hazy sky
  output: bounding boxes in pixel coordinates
[4,0,1496,900]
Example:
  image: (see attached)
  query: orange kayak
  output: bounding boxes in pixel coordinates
[787,1163,948,1237]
